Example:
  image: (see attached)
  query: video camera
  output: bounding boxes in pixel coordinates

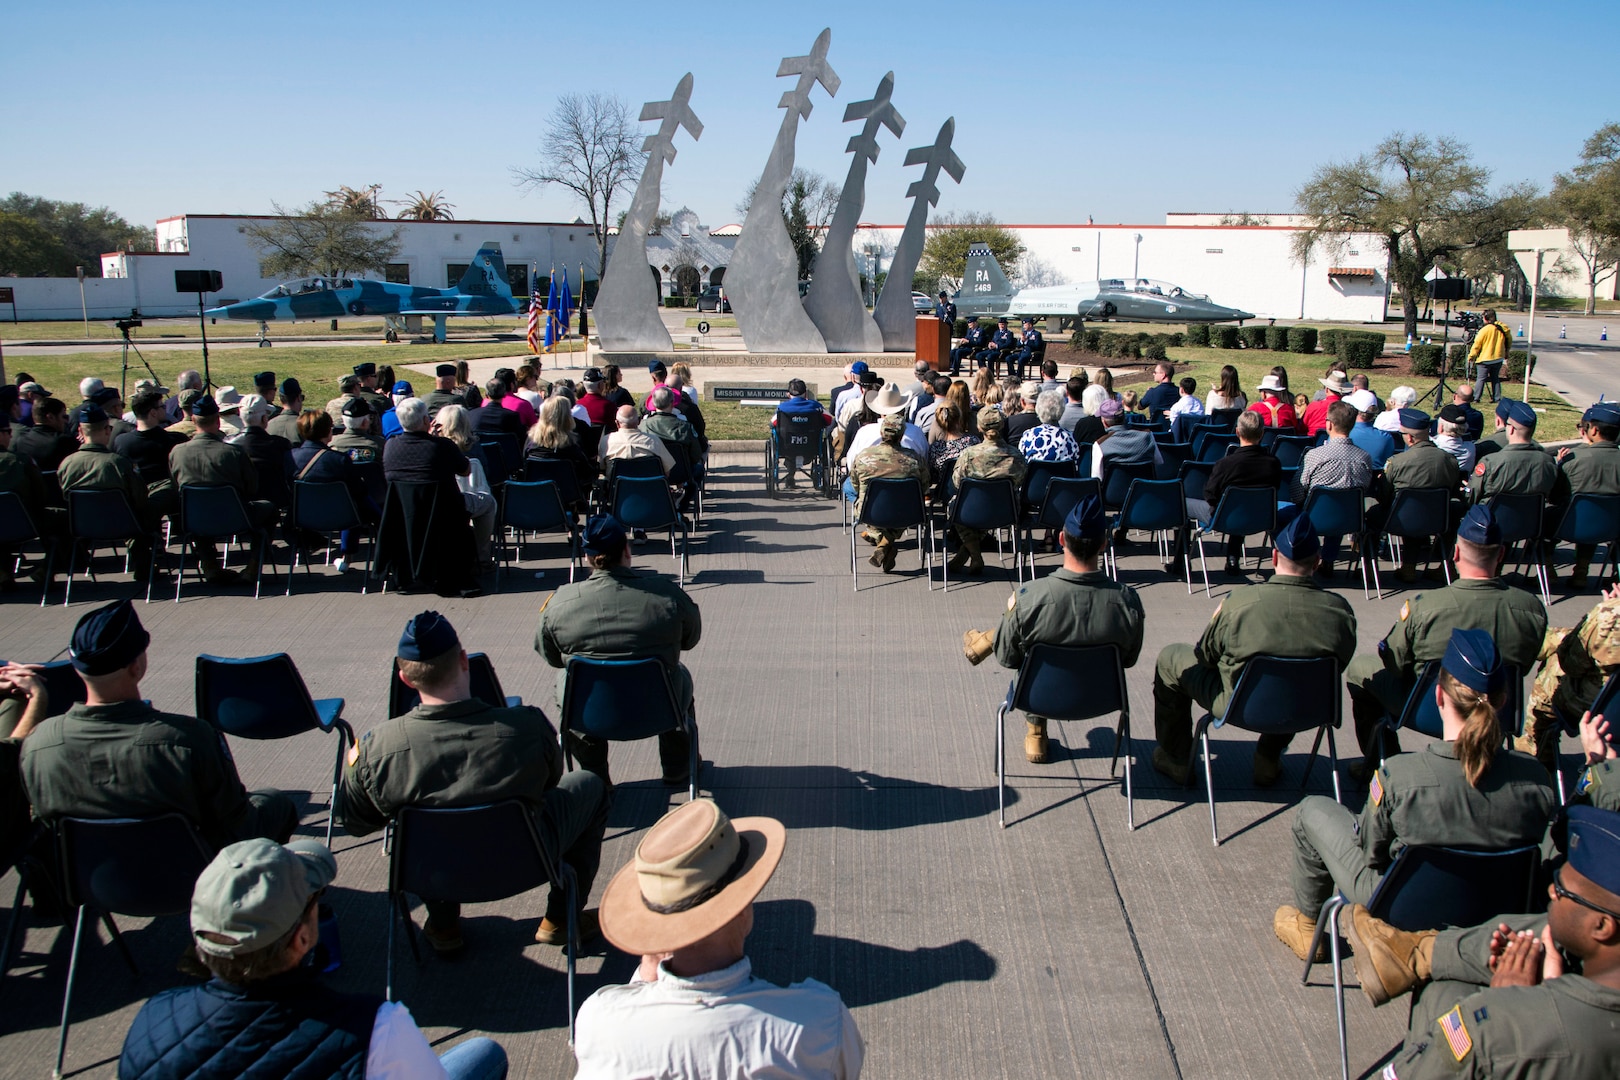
[1454,310,1484,334]
[115,309,143,334]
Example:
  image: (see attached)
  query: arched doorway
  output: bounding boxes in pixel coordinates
[649,264,663,295]
[673,265,701,297]
[710,266,726,287]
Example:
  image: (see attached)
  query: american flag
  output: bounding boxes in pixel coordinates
[526,271,542,355]
[1438,1007,1472,1061]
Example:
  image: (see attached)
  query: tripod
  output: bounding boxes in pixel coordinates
[117,316,163,400]
[1423,295,1464,412]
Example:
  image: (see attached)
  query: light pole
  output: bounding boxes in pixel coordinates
[1133,234,1143,280]
[1507,228,1568,406]
[76,265,88,336]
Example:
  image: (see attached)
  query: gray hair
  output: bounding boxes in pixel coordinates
[616,405,640,428]
[652,386,676,411]
[434,404,473,449]
[1035,389,1065,426]
[1389,385,1418,409]
[396,397,430,432]
[176,370,203,391]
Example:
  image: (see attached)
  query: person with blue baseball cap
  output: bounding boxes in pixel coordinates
[536,516,703,786]
[1152,509,1358,793]
[1275,627,1555,964]
[1345,504,1547,775]
[1372,803,1620,1079]
[1468,398,1558,508]
[961,494,1146,763]
[341,611,609,953]
[1552,401,1620,591]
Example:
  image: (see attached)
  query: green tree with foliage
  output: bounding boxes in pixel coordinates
[917,211,1025,295]
[243,201,403,281]
[1551,122,1620,315]
[323,184,387,219]
[1293,133,1527,339]
[0,212,72,276]
[392,190,455,221]
[736,169,839,282]
[0,193,154,276]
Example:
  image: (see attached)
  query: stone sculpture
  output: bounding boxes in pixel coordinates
[592,73,703,353]
[873,117,965,352]
[728,28,839,354]
[802,72,904,354]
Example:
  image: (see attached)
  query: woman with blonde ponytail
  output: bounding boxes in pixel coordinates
[1272,628,1557,963]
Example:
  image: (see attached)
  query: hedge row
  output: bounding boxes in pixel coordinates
[1067,328,1187,358]
[1322,329,1387,369]
[1410,344,1536,381]
[662,296,699,308]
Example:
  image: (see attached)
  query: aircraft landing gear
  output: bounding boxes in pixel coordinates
[382,317,402,343]
[256,321,272,348]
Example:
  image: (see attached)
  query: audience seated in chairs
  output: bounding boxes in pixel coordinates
[573,799,863,1079]
[472,378,526,437]
[379,398,481,598]
[1181,410,1279,573]
[112,387,186,492]
[56,403,165,586]
[604,405,674,476]
[947,408,1019,573]
[526,396,599,512]
[342,611,609,953]
[433,404,498,571]
[169,394,278,587]
[845,412,930,574]
[644,387,704,513]
[1289,400,1376,577]
[230,394,296,512]
[291,410,380,575]
[19,599,298,850]
[0,412,48,593]
[536,515,702,786]
[14,397,77,472]
[927,403,979,501]
[119,837,512,1080]
[1090,398,1161,495]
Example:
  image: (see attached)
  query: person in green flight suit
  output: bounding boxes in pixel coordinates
[1552,401,1620,590]
[1274,628,1555,963]
[536,515,702,788]
[341,611,609,952]
[1151,510,1358,787]
[167,394,277,585]
[1368,407,1463,584]
[1468,400,1557,505]
[982,494,1145,763]
[56,403,165,583]
[20,599,298,852]
[1374,804,1620,1080]
[1345,505,1547,775]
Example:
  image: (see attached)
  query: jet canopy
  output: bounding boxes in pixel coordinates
[258,276,356,299]
[1100,278,1208,301]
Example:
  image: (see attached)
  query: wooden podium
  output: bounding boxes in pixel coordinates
[914,315,949,369]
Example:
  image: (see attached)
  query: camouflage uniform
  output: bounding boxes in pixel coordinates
[1527,593,1620,772]
[851,419,928,549]
[951,436,1025,552]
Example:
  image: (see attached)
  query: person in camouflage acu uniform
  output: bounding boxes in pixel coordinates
[948,408,1025,575]
[851,412,928,573]
[1526,585,1620,774]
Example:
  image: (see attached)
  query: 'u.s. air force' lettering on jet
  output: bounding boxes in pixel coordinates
[208,242,519,344]
[953,244,1254,325]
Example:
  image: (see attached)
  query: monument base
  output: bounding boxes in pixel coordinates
[598,351,917,369]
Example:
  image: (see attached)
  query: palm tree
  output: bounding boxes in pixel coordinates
[393,190,456,221]
[322,184,387,219]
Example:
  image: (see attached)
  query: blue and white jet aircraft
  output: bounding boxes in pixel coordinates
[208,242,519,344]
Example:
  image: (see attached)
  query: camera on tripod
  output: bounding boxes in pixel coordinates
[1454,310,1484,334]
[115,317,143,333]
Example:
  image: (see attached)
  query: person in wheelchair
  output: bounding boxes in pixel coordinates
[770,380,831,490]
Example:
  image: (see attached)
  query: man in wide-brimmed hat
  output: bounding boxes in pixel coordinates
[1301,370,1351,436]
[1247,371,1301,433]
[573,799,863,1078]
[842,382,925,470]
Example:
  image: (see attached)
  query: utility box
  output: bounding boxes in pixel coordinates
[914,315,949,369]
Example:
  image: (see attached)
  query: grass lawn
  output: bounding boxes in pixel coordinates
[0,317,532,342]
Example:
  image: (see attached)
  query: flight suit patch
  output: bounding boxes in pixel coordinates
[1438,1005,1472,1061]
[1399,601,1410,622]
[1471,1005,1488,1024]
[1369,772,1384,806]
[347,742,360,767]
[1473,460,1487,476]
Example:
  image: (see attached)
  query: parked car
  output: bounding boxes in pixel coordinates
[912,292,935,312]
[697,286,731,313]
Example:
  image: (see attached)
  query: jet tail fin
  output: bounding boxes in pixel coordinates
[963,243,1013,299]
[456,243,512,298]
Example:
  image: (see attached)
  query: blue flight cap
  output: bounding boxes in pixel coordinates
[1397,408,1431,434]
[353,363,377,377]
[1563,805,1620,898]
[73,403,107,426]
[1062,494,1107,541]
[391,381,413,396]
[648,360,666,375]
[398,611,459,661]
[850,361,870,375]
[279,377,302,399]
[253,370,276,389]
[187,395,220,417]
[90,386,122,406]
[1273,510,1320,562]
[1456,504,1502,546]
[1587,402,1620,427]
[1505,400,1536,428]
[1442,627,1504,694]
[69,599,151,676]
[582,514,628,557]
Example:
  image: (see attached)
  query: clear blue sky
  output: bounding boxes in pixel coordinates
[5,0,1616,232]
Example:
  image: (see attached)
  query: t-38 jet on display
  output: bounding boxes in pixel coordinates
[208,242,519,345]
[952,244,1253,325]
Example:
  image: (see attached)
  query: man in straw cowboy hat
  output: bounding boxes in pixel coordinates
[842,381,926,469]
[574,798,863,1078]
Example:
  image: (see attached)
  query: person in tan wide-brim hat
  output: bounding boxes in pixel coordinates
[866,382,908,417]
[577,799,865,1078]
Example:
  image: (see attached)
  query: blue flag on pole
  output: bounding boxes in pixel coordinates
[558,267,574,338]
[543,270,560,351]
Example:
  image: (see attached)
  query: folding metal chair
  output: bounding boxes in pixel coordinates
[611,474,688,585]
[1374,487,1453,598]
[61,488,158,606]
[1190,486,1278,595]
[1021,477,1099,577]
[1551,492,1620,585]
[287,480,372,595]
[848,477,934,591]
[0,490,54,608]
[175,484,270,601]
[560,656,699,800]
[499,480,579,585]
[945,477,1022,591]
[1108,478,1188,589]
[1301,486,1375,598]
[1489,492,1550,607]
[995,643,1133,829]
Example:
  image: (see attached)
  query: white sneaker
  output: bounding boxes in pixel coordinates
[333,557,350,574]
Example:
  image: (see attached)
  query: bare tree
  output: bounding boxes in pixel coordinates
[1551,122,1620,314]
[514,93,646,277]
[243,201,402,281]
[1014,252,1067,288]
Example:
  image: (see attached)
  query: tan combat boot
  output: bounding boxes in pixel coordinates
[962,629,995,666]
[1025,720,1049,763]
[1342,903,1434,1007]
[868,536,890,569]
[879,538,898,572]
[1151,746,1190,785]
[1273,905,1329,963]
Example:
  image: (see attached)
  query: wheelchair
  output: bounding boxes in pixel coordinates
[766,409,832,498]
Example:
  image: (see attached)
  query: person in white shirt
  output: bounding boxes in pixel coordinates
[574,799,863,1079]
[1375,385,1418,433]
[844,383,927,468]
[605,405,675,475]
[1167,376,1205,422]
[1434,403,1478,474]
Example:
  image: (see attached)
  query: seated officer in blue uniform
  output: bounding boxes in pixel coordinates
[1009,318,1044,381]
[975,318,1017,376]
[950,320,989,376]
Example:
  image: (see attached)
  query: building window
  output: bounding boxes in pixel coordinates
[385,263,411,285]
[446,264,468,288]
[505,263,529,298]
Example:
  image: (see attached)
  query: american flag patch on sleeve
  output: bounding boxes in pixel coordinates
[1370,772,1384,806]
[1438,1005,1473,1061]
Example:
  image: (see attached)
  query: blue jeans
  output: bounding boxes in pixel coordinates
[842,477,857,503]
[440,1036,508,1080]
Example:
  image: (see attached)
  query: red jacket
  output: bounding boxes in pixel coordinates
[1300,394,1340,436]
[1248,394,1303,434]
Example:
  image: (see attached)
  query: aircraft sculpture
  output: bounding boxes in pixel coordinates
[954,244,1254,325]
[208,242,519,344]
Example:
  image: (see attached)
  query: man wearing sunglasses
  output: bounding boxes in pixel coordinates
[1355,792,1620,1078]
